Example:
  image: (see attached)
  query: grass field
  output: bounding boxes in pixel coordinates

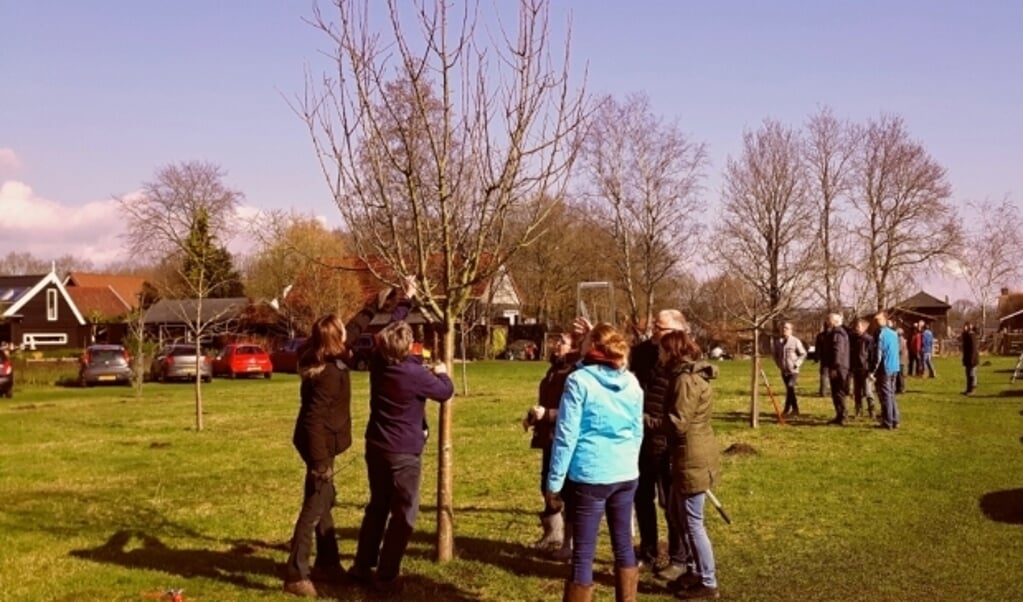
[1,357,1021,601]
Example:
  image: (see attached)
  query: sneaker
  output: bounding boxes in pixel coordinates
[675,584,720,599]
[669,571,702,591]
[283,579,318,597]
[655,563,687,581]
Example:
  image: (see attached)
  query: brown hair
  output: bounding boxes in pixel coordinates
[299,314,348,378]
[659,330,702,363]
[584,323,630,369]
[377,320,414,365]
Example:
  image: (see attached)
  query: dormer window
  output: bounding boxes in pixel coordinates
[46,289,58,321]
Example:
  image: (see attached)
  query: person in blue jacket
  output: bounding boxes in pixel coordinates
[921,324,936,378]
[547,322,644,602]
[873,312,902,430]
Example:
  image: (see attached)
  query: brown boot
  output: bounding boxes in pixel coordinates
[563,580,594,602]
[614,566,639,602]
[283,579,318,597]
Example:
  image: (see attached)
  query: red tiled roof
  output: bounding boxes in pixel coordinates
[66,286,130,321]
[66,272,147,310]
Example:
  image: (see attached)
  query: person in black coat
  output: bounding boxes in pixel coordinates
[820,313,851,425]
[284,314,353,597]
[850,319,876,418]
[961,323,980,395]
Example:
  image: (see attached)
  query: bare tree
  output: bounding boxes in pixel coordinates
[581,92,708,333]
[849,115,960,310]
[954,197,1023,332]
[803,107,859,310]
[717,119,817,426]
[118,161,244,431]
[298,0,586,560]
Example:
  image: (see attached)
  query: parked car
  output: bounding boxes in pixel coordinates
[269,337,307,373]
[212,343,273,379]
[79,344,132,386]
[150,344,212,383]
[0,348,13,398]
[349,333,376,371]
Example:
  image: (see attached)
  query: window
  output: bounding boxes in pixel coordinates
[46,289,58,321]
[22,333,68,348]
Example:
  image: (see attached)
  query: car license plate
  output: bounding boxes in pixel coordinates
[247,366,261,371]
[99,375,116,381]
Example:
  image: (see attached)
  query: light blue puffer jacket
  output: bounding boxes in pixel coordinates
[546,362,644,493]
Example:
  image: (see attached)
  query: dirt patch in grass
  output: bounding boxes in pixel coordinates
[724,442,759,456]
[12,403,57,411]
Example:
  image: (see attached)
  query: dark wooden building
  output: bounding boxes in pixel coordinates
[0,272,92,350]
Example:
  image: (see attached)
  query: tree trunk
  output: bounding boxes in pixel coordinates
[436,322,456,561]
[194,367,204,431]
[749,326,760,428]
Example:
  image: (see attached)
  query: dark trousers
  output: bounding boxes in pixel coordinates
[818,365,830,397]
[907,353,919,377]
[635,452,684,564]
[852,370,876,414]
[829,370,849,420]
[569,478,638,585]
[540,445,558,515]
[354,448,422,581]
[782,372,799,414]
[965,366,978,392]
[895,364,905,393]
[286,461,340,582]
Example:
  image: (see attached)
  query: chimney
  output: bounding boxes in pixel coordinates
[1001,287,1010,296]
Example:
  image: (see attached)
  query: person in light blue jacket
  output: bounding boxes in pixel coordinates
[547,322,644,602]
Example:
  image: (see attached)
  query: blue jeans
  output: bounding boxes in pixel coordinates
[567,479,638,585]
[965,366,977,392]
[922,352,936,377]
[875,373,900,428]
[354,449,423,580]
[668,489,717,588]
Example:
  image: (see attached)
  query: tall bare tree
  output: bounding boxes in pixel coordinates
[803,107,859,310]
[581,92,708,333]
[717,119,817,426]
[954,197,1023,332]
[299,0,586,560]
[849,115,960,310]
[119,161,244,431]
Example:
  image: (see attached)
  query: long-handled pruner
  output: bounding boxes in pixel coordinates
[706,490,731,524]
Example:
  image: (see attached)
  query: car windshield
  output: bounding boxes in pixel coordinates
[236,346,262,355]
[169,346,198,356]
[90,349,125,362]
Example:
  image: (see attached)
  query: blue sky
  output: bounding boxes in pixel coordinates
[1,1,1020,292]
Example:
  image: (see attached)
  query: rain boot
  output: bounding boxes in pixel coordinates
[535,511,564,550]
[614,566,639,602]
[563,580,594,602]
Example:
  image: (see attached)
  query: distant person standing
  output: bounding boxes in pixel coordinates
[921,324,936,378]
[961,323,979,395]
[772,322,807,416]
[850,319,877,419]
[820,313,850,425]
[908,324,923,377]
[873,312,901,430]
[814,323,830,398]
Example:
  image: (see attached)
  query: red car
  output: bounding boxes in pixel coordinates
[212,343,273,379]
[269,337,307,373]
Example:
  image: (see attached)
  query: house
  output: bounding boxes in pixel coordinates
[995,288,1023,355]
[142,297,287,346]
[0,271,90,349]
[64,272,147,311]
[889,291,951,338]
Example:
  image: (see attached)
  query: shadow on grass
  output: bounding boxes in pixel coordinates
[717,410,835,427]
[979,489,1023,524]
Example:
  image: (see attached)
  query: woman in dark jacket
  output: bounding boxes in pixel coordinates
[284,314,352,597]
[524,332,579,553]
[659,330,721,600]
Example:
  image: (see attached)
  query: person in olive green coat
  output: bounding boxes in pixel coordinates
[659,330,721,600]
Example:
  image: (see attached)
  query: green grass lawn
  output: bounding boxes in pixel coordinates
[1,357,1021,601]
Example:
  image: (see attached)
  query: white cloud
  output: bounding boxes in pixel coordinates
[0,180,265,266]
[0,149,21,177]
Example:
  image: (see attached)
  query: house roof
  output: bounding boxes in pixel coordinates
[1,271,86,324]
[895,291,950,310]
[999,308,1023,324]
[0,274,45,308]
[65,272,147,310]
[142,297,250,325]
[66,286,131,321]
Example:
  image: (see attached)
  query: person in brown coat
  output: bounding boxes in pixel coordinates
[659,330,721,600]
[523,332,579,554]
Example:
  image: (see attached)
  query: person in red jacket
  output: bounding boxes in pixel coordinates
[908,324,923,377]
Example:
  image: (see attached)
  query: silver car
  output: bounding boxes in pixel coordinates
[79,344,133,386]
[150,344,212,383]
